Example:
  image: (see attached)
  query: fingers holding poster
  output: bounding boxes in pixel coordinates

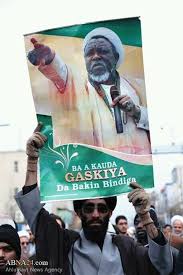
[24,17,154,202]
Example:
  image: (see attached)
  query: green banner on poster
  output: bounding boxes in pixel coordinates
[25,17,154,202]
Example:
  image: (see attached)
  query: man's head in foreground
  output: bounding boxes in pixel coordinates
[171,215,183,236]
[115,215,128,235]
[18,230,30,257]
[134,208,159,246]
[24,224,35,244]
[73,197,117,243]
[163,224,172,238]
[0,224,21,273]
[83,27,124,85]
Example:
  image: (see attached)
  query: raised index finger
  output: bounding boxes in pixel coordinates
[129,182,143,189]
[31,38,38,45]
[33,122,43,133]
[30,38,42,49]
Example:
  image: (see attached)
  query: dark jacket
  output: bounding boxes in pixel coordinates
[175,246,183,274]
[35,208,165,275]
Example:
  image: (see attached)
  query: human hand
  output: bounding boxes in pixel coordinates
[112,95,140,120]
[128,182,151,215]
[128,182,153,227]
[112,94,135,112]
[27,38,55,66]
[26,122,47,159]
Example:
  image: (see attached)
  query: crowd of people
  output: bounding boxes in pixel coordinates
[0,120,183,274]
[1,186,183,274]
[0,213,66,274]
[1,27,183,274]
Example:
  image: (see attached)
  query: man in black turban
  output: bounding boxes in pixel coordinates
[73,197,117,247]
[15,124,174,275]
[0,224,21,274]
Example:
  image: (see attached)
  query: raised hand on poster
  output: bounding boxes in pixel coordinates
[128,182,151,216]
[26,122,47,159]
[27,38,55,66]
[128,182,154,228]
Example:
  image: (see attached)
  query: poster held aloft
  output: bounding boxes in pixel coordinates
[24,17,154,202]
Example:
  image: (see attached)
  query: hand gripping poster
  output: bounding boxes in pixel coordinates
[24,17,154,202]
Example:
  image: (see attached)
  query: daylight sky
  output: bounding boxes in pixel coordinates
[0,0,183,152]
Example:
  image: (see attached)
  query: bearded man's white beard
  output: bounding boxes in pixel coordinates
[89,71,110,84]
[174,232,183,237]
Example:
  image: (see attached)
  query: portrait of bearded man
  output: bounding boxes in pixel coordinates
[26,26,150,155]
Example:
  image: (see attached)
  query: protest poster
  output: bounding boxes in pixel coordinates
[24,17,154,202]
